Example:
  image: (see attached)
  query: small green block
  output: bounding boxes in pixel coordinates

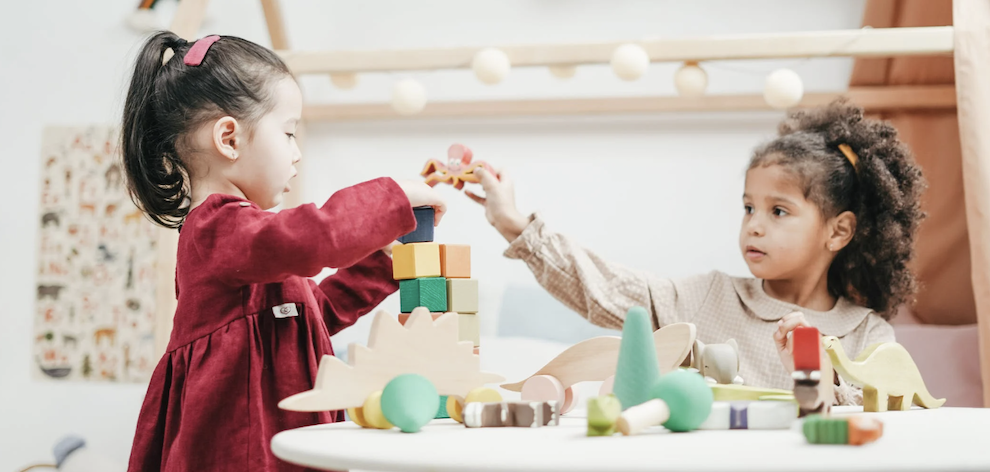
[587,394,622,437]
[399,277,447,313]
[803,415,849,444]
[435,395,450,419]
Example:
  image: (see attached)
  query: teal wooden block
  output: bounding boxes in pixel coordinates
[400,277,447,313]
[436,395,451,419]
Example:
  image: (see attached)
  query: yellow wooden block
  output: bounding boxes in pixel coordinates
[392,243,441,280]
[458,313,480,346]
[362,391,393,429]
[447,387,503,423]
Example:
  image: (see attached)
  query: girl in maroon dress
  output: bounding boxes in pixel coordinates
[120,32,447,471]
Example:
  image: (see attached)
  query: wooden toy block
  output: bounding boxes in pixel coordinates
[473,347,479,355]
[400,277,447,313]
[436,395,450,419]
[698,402,731,430]
[587,394,622,436]
[278,308,504,412]
[613,307,661,410]
[398,312,444,325]
[440,244,471,278]
[711,384,794,402]
[447,387,503,423]
[458,313,479,346]
[803,415,884,445]
[823,336,945,412]
[446,279,478,314]
[699,401,797,430]
[502,323,696,408]
[463,401,560,428]
[792,327,833,417]
[392,243,441,280]
[362,390,394,429]
[398,206,435,244]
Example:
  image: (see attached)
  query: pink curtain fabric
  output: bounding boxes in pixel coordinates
[951,0,990,408]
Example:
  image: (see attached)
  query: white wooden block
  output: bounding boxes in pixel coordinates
[747,401,798,430]
[458,313,480,346]
[698,401,730,430]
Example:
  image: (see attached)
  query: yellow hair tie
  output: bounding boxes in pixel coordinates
[838,144,859,173]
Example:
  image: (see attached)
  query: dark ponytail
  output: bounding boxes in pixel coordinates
[749,99,926,319]
[121,31,291,228]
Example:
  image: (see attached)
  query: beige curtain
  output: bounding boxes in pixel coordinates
[952,0,990,408]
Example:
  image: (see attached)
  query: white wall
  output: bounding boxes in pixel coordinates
[0,0,863,468]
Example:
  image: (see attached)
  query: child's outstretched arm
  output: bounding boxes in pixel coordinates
[202,177,443,286]
[467,168,715,329]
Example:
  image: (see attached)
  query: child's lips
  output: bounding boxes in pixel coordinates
[745,246,766,261]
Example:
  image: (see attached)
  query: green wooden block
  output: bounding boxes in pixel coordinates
[613,306,661,410]
[400,277,447,313]
[435,395,451,419]
[803,415,849,444]
[587,394,622,436]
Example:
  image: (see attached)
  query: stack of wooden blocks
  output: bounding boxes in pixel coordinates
[393,207,480,353]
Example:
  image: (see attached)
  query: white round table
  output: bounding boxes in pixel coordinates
[271,406,989,471]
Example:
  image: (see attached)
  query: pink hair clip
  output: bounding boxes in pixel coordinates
[183,35,221,66]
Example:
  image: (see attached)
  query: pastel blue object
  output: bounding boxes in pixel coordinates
[381,374,440,433]
[612,306,661,411]
[398,206,435,244]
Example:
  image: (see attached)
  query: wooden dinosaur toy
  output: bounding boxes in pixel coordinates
[822,336,945,412]
[501,323,696,414]
[421,144,497,190]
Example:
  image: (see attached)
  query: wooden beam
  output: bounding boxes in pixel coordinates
[280,27,954,75]
[302,85,956,122]
[260,0,290,50]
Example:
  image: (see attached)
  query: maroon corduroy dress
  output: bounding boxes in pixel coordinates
[127,177,416,471]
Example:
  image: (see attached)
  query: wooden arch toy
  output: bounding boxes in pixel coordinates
[501,322,697,414]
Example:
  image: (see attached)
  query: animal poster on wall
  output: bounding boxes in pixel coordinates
[34,126,159,383]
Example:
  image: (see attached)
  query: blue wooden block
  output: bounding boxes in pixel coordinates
[730,402,748,429]
[398,206,435,244]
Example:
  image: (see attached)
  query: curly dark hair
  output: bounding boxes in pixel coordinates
[749,99,926,319]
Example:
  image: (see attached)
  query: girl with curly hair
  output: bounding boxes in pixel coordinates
[469,99,925,405]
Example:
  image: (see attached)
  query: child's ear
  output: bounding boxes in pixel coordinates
[828,210,857,251]
[212,116,241,162]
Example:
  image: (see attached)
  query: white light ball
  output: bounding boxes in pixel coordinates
[764,69,804,109]
[610,43,650,81]
[391,79,427,115]
[674,63,708,98]
[330,73,358,90]
[472,48,511,85]
[548,64,577,80]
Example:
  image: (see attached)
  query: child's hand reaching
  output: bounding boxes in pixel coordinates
[465,167,530,243]
[774,311,813,372]
[396,180,447,226]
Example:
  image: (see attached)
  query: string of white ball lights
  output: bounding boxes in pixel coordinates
[375,28,878,115]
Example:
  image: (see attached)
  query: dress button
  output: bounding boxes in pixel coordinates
[239,202,251,207]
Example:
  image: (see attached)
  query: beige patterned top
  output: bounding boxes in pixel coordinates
[503,214,896,406]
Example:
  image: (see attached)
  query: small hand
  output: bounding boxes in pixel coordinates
[465,167,529,243]
[396,180,447,226]
[774,311,812,373]
[380,241,399,257]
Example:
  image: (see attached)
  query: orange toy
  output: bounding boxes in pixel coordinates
[421,144,497,190]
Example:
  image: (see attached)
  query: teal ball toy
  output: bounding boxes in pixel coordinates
[650,369,713,432]
[381,374,440,433]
